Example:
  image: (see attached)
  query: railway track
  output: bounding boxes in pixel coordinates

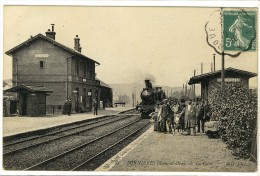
[72,120,150,171]
[3,113,149,171]
[3,114,132,155]
[4,109,138,146]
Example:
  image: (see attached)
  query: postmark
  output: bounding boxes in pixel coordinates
[205,9,223,55]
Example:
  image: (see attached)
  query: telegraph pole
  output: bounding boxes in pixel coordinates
[213,54,216,71]
[132,92,134,107]
[221,51,225,91]
[201,62,203,74]
[194,70,196,99]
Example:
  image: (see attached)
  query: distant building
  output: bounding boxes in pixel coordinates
[188,67,257,101]
[98,79,113,107]
[5,24,107,115]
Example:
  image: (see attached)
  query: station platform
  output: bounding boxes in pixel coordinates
[96,122,257,172]
[3,110,257,172]
[3,106,134,137]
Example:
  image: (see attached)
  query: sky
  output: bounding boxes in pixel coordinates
[3,6,258,88]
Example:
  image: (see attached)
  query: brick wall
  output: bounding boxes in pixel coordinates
[11,37,100,112]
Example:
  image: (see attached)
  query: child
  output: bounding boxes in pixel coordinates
[173,114,181,134]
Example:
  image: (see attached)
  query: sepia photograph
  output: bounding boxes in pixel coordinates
[1,3,258,175]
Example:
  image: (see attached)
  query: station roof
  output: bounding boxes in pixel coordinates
[96,78,112,89]
[5,33,100,65]
[5,85,53,93]
[188,67,257,85]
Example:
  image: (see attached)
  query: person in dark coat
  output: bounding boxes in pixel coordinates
[67,100,72,116]
[102,100,106,110]
[196,99,204,133]
[202,101,211,132]
[63,100,68,115]
[160,99,172,133]
[166,100,174,134]
[179,99,186,133]
[93,101,98,115]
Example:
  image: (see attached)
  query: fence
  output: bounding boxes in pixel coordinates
[46,105,64,115]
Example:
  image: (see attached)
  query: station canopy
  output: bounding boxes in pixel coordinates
[188,67,257,85]
[5,85,53,93]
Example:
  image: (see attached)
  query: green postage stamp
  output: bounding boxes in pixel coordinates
[223,10,257,51]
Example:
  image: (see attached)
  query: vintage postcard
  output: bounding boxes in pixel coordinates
[1,3,258,175]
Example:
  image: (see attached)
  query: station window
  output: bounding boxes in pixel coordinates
[39,61,45,68]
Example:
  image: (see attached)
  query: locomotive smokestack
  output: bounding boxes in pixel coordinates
[144,80,153,89]
[145,80,150,88]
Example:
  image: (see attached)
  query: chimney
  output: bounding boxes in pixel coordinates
[45,24,56,40]
[74,35,82,53]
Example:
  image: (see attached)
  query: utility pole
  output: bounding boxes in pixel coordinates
[194,70,196,99]
[185,82,187,96]
[211,62,213,72]
[221,51,225,91]
[201,62,203,74]
[213,54,216,71]
[132,92,134,107]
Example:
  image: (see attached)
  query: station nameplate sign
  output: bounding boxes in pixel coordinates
[34,54,49,58]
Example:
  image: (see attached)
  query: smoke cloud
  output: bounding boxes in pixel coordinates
[132,69,157,86]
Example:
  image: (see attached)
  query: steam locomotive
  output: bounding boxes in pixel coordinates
[140,80,166,118]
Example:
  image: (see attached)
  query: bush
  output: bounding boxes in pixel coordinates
[209,83,257,159]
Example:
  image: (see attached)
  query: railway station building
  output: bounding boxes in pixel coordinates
[98,79,113,108]
[5,24,111,115]
[188,67,257,102]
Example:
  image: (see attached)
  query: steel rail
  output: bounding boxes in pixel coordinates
[4,115,117,147]
[4,115,133,155]
[71,121,150,171]
[24,118,142,171]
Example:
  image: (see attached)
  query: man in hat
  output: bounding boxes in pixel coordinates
[160,99,170,133]
[93,100,98,115]
[67,99,72,116]
[166,100,174,133]
[63,100,68,115]
[179,99,186,132]
[196,98,204,133]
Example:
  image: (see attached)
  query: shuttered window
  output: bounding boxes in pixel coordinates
[39,61,45,68]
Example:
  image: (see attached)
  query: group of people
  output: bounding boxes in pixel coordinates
[150,98,211,135]
[63,99,99,116]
